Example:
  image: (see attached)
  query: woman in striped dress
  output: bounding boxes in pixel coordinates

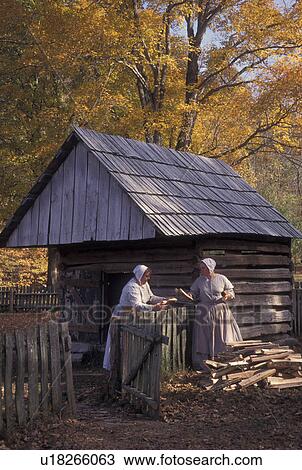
[190,258,242,369]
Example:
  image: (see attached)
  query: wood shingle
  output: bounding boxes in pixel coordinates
[0,126,301,247]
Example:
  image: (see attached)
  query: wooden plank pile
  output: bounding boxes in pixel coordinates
[202,340,302,392]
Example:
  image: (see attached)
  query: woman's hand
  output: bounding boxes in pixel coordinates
[153,301,168,311]
[222,291,232,301]
[166,297,178,304]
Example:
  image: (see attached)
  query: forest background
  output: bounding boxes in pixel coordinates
[0,0,301,286]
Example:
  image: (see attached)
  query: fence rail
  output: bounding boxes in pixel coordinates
[0,317,75,435]
[0,286,59,313]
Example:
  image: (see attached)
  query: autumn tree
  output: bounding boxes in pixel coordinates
[0,0,301,281]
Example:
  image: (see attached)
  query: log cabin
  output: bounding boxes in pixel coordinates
[0,126,301,344]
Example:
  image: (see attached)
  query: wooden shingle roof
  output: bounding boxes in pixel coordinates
[0,126,301,246]
[75,127,301,239]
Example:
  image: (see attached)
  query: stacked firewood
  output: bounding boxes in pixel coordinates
[202,340,302,392]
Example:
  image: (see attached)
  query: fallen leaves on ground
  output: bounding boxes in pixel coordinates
[4,366,302,450]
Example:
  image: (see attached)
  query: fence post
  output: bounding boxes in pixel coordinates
[108,318,122,397]
[60,323,76,415]
[9,289,14,313]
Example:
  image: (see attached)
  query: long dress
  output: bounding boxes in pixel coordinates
[190,273,242,368]
[103,277,164,370]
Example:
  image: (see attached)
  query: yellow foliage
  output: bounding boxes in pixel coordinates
[0,0,302,279]
[0,248,48,287]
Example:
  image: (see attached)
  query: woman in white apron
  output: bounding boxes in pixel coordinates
[103,265,166,370]
[190,258,242,369]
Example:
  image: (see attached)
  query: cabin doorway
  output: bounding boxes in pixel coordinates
[99,271,131,347]
[63,268,132,363]
[104,272,132,309]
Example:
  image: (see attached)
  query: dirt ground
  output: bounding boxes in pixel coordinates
[3,365,302,450]
[0,312,58,333]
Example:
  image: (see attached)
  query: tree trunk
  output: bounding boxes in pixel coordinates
[47,247,61,289]
[176,50,200,151]
[176,109,198,151]
[153,129,162,145]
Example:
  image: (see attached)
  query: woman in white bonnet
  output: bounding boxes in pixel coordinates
[190,257,242,369]
[103,264,168,370]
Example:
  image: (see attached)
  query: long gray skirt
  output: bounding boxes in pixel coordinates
[103,308,133,371]
[192,302,242,368]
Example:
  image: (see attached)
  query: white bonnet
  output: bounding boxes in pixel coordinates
[200,258,216,273]
[133,265,149,283]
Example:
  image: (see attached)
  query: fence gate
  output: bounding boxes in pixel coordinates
[109,311,169,418]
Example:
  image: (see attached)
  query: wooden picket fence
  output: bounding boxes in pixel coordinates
[0,318,75,435]
[293,282,302,336]
[109,307,191,417]
[0,286,59,313]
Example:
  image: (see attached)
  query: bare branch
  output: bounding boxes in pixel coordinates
[231,142,267,166]
[198,43,301,92]
[199,79,253,104]
[199,108,291,163]
[166,1,187,14]
[115,59,149,90]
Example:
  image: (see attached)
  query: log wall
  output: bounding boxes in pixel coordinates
[57,240,197,342]
[57,236,293,341]
[197,238,293,338]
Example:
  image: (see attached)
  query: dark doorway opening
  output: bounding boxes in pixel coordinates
[99,271,132,348]
[105,272,132,309]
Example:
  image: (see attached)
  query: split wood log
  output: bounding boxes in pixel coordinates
[202,336,302,394]
[260,348,292,354]
[205,377,244,392]
[268,359,302,370]
[226,340,265,348]
[211,364,248,379]
[239,369,276,389]
[249,352,291,364]
[230,342,276,352]
[229,346,275,357]
[250,362,270,369]
[224,384,238,391]
[226,370,257,381]
[204,359,228,369]
[228,360,249,366]
[267,377,302,389]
